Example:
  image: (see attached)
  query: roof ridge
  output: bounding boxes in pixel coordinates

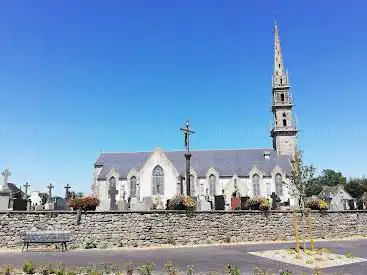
[100,148,275,154]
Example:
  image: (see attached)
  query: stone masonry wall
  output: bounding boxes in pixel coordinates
[0,211,366,249]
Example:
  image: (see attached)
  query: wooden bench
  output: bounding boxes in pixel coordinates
[22,231,71,252]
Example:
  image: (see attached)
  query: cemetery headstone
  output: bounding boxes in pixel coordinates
[13,199,27,210]
[55,197,69,210]
[23,182,30,200]
[214,195,225,210]
[231,197,241,210]
[197,199,212,211]
[271,192,279,210]
[117,200,128,211]
[241,196,250,210]
[108,178,118,210]
[0,169,11,210]
[143,196,153,210]
[64,184,71,199]
[45,183,55,210]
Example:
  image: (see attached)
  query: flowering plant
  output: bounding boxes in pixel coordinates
[306,199,328,210]
[259,199,271,211]
[68,196,100,211]
[168,195,196,211]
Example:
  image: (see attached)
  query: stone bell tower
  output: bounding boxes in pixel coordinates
[271,22,298,156]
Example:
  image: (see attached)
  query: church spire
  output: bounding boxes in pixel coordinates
[273,21,289,88]
[271,22,297,157]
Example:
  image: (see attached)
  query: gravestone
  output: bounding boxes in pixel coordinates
[34,204,44,211]
[118,200,128,211]
[0,169,12,210]
[45,183,55,210]
[108,178,118,210]
[13,199,27,210]
[241,196,250,210]
[55,197,69,210]
[214,195,225,210]
[129,197,144,211]
[143,196,153,210]
[231,197,241,210]
[197,199,212,211]
[271,192,279,210]
[64,184,71,199]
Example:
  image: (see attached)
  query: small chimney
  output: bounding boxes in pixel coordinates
[264,151,271,160]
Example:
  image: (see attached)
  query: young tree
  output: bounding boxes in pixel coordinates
[288,149,316,209]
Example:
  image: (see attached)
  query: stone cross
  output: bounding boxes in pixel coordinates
[271,192,278,210]
[47,183,54,203]
[1,169,11,194]
[23,182,30,200]
[2,169,11,185]
[64,184,71,199]
[180,120,195,196]
[108,180,118,210]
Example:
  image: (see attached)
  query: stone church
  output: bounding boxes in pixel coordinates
[92,23,299,210]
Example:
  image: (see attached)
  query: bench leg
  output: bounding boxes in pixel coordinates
[22,243,26,253]
[64,242,67,251]
[26,243,29,251]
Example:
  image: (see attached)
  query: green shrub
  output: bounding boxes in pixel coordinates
[124,261,134,275]
[137,261,155,275]
[164,261,179,275]
[305,199,328,210]
[1,265,13,275]
[84,236,98,249]
[38,264,52,275]
[168,195,196,211]
[186,265,194,275]
[345,252,353,258]
[225,264,240,275]
[22,261,35,275]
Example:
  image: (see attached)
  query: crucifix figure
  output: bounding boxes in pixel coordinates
[64,184,71,199]
[47,183,54,203]
[23,182,30,200]
[180,120,195,196]
[108,177,118,210]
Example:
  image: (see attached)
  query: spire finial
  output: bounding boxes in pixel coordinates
[273,21,288,88]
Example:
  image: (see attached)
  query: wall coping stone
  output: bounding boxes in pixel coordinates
[0,210,366,215]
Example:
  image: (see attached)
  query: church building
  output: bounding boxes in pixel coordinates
[92,23,299,210]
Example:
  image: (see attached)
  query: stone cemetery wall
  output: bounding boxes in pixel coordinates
[0,210,366,249]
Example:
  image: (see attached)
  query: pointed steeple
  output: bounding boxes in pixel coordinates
[273,21,289,88]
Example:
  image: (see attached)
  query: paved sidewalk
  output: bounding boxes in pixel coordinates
[0,239,366,274]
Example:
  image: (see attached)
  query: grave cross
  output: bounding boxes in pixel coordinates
[1,169,11,194]
[108,179,118,210]
[2,169,11,185]
[270,192,278,210]
[64,184,71,199]
[180,120,195,196]
[23,182,30,200]
[47,183,54,203]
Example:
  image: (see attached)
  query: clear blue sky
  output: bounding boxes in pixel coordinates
[1,1,366,196]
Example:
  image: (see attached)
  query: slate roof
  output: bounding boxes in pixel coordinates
[318,185,354,199]
[95,148,293,180]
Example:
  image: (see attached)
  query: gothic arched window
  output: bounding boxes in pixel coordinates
[275,174,283,196]
[281,93,285,101]
[253,174,260,196]
[152,165,164,195]
[130,176,137,197]
[209,174,216,196]
[283,119,287,127]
